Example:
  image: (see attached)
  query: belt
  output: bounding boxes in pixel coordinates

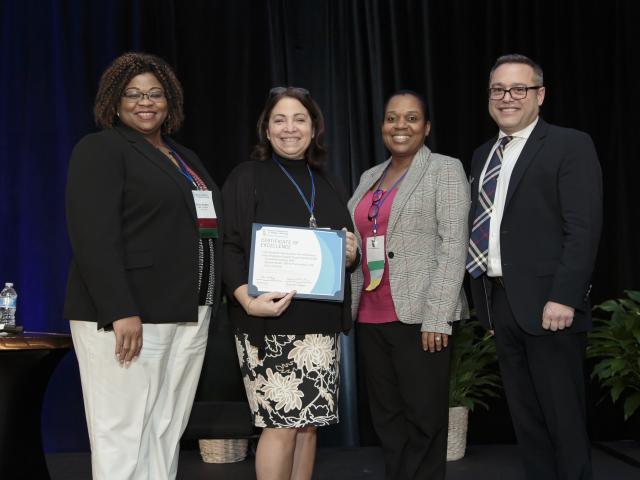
[488,276,505,288]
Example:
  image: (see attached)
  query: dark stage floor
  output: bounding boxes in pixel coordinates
[47,443,640,479]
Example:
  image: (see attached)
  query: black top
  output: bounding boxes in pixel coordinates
[222,156,354,346]
[64,124,223,329]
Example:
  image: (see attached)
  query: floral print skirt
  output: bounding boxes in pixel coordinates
[235,332,341,428]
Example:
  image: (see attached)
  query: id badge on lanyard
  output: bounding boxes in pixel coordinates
[192,190,218,238]
[364,235,385,291]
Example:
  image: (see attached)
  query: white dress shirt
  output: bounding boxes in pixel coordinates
[479,117,539,277]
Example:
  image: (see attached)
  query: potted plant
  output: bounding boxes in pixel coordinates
[447,318,501,461]
[587,290,640,421]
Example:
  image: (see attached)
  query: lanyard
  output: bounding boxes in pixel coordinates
[165,145,207,191]
[170,151,198,189]
[164,146,217,238]
[272,156,317,228]
[370,165,407,237]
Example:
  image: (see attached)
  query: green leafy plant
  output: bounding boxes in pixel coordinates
[588,290,640,421]
[449,319,501,410]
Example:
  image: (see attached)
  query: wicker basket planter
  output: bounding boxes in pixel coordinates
[198,438,249,463]
[446,406,469,461]
[448,319,501,461]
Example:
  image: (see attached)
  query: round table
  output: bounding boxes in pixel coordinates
[0,332,73,479]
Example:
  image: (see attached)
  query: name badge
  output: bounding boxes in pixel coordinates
[365,235,385,291]
[192,190,217,219]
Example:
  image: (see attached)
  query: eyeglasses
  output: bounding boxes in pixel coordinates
[269,86,310,97]
[122,88,166,103]
[488,85,542,100]
[367,189,384,221]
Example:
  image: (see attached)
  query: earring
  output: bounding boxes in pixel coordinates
[116,111,120,118]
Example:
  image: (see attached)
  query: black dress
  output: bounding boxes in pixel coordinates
[222,156,354,428]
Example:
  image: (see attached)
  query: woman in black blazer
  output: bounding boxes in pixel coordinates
[64,53,222,480]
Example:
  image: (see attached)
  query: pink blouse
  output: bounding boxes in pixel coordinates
[354,188,399,324]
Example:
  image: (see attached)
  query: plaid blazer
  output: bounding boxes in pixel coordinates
[348,146,470,334]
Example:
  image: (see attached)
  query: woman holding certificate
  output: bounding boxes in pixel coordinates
[223,87,357,480]
[348,90,469,480]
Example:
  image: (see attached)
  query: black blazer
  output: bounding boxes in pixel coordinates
[468,118,602,335]
[64,124,223,329]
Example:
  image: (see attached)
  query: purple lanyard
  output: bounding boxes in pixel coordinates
[369,165,407,237]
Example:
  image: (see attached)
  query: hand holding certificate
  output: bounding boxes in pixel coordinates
[248,224,346,301]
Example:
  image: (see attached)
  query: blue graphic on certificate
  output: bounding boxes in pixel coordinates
[247,224,346,301]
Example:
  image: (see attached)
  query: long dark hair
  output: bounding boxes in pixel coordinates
[251,87,327,168]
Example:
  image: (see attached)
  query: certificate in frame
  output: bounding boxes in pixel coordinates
[247,223,346,301]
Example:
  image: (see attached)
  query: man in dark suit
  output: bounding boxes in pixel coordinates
[467,54,602,480]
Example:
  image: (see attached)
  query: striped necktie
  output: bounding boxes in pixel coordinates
[466,136,513,278]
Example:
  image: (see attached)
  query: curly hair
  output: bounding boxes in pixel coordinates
[94,52,184,134]
[251,87,327,168]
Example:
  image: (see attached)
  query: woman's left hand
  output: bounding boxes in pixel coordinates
[113,315,143,365]
[343,228,357,268]
[421,331,449,353]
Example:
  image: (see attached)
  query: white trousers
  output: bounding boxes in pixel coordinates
[70,306,211,480]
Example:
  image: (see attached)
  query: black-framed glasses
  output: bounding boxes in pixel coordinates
[122,88,166,103]
[488,85,542,100]
[367,189,384,221]
[269,86,310,97]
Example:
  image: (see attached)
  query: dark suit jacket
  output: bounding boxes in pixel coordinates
[64,124,223,329]
[468,118,602,335]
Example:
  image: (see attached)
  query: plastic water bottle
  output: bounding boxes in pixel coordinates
[0,282,17,327]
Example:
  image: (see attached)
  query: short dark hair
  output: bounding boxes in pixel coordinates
[94,52,184,134]
[383,89,430,121]
[251,87,327,168]
[490,54,544,85]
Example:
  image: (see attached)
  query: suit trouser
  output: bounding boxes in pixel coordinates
[358,322,450,480]
[70,306,211,480]
[491,284,592,480]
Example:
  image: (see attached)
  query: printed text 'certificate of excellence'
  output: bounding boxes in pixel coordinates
[247,224,346,301]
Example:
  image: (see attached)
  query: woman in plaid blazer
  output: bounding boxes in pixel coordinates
[348,90,469,480]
